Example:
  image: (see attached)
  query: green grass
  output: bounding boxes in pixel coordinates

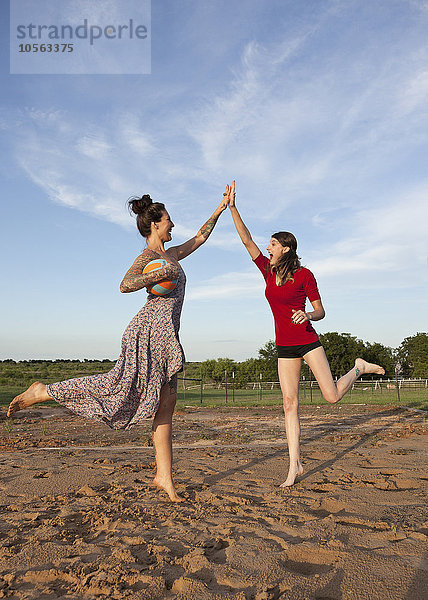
[1,384,426,412]
[0,387,58,409]
[176,386,428,410]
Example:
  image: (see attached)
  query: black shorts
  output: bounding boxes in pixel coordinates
[277,340,322,359]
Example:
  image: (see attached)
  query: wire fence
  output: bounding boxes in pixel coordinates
[177,377,428,407]
[1,369,426,409]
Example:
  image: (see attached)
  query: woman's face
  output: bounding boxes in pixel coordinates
[267,237,289,265]
[156,211,174,242]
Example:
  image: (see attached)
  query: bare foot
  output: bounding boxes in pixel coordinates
[280,460,304,487]
[355,358,385,377]
[153,476,185,503]
[7,382,50,417]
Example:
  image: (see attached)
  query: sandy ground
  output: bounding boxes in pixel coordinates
[0,403,427,600]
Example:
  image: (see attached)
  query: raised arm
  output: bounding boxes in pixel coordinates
[228,181,261,260]
[120,253,180,293]
[169,190,229,261]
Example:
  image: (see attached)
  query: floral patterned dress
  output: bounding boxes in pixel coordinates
[46,250,185,430]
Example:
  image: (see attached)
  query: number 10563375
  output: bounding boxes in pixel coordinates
[18,43,74,53]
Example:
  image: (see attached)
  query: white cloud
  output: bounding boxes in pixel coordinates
[308,185,428,288]
[76,135,113,160]
[397,69,428,113]
[117,114,154,156]
[6,2,428,286]
[3,1,428,359]
[186,269,264,301]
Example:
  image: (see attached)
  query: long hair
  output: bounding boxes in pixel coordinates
[270,232,301,285]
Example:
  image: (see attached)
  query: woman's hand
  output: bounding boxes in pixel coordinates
[215,185,230,214]
[292,301,325,323]
[170,183,236,260]
[291,309,310,324]
[227,180,236,207]
[226,180,261,259]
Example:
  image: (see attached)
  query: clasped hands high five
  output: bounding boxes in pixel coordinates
[221,180,236,209]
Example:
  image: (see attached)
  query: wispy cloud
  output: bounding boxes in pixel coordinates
[307,184,428,296]
[3,0,428,360]
[76,135,113,160]
[5,1,428,281]
[186,269,264,301]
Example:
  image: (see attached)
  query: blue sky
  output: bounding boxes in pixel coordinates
[1,0,427,362]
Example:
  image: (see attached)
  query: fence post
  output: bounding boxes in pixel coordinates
[232,371,235,402]
[200,365,203,404]
[395,362,402,404]
[225,370,228,404]
[182,367,186,403]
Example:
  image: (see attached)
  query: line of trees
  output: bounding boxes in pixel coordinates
[0,359,114,387]
[201,332,428,386]
[1,332,426,388]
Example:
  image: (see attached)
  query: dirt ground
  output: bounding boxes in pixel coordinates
[0,403,427,600]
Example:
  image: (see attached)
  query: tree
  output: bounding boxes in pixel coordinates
[256,339,314,381]
[236,357,262,386]
[257,340,278,382]
[318,332,365,378]
[397,332,428,377]
[255,334,393,382]
[202,358,237,386]
[362,342,395,378]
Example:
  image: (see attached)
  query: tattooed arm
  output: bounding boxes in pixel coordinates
[120,252,180,293]
[169,189,229,261]
[228,180,261,260]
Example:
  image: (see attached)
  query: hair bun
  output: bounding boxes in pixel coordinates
[128,194,153,215]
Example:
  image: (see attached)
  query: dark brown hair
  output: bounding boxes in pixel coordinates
[128,194,165,238]
[271,231,301,285]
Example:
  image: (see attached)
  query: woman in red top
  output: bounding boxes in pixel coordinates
[227,181,385,487]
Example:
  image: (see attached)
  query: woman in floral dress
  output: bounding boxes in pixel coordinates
[7,191,229,502]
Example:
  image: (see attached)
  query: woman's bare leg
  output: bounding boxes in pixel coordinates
[7,382,52,417]
[152,375,183,503]
[303,347,385,404]
[277,358,304,487]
